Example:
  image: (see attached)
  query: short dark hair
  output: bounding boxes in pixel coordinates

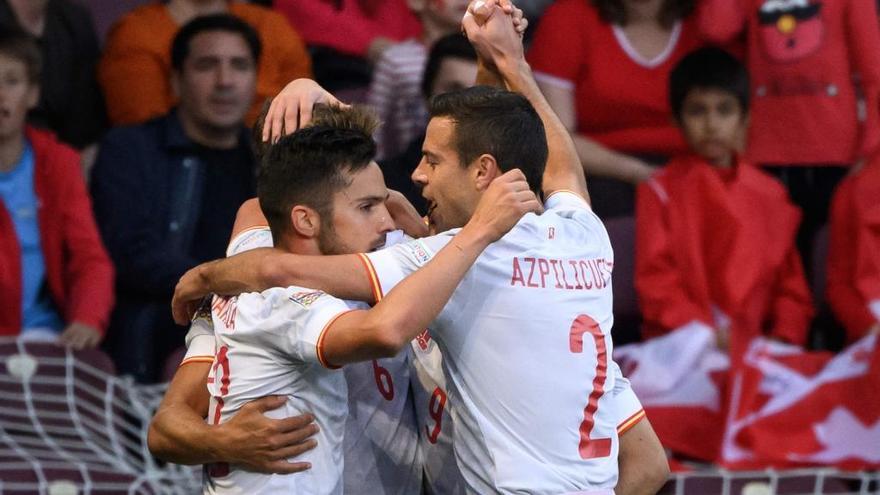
[0,29,41,83]
[421,33,477,99]
[428,86,547,196]
[171,14,261,72]
[669,46,750,121]
[591,0,694,28]
[257,104,379,239]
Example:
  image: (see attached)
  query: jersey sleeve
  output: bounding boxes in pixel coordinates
[226,226,274,256]
[181,297,216,366]
[271,290,357,369]
[609,361,646,436]
[544,190,592,211]
[359,232,456,300]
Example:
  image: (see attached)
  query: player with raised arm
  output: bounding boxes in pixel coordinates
[151,103,539,494]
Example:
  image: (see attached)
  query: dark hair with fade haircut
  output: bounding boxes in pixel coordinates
[257,104,380,239]
[669,46,750,122]
[171,14,261,72]
[421,33,477,99]
[0,29,41,83]
[428,86,547,196]
[592,0,694,29]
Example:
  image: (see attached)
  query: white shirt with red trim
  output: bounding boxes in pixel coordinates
[185,228,422,495]
[363,191,622,494]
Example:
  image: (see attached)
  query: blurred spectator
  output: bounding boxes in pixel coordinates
[368,0,467,160]
[91,15,258,382]
[0,30,113,349]
[528,0,702,218]
[698,0,880,269]
[0,0,106,153]
[826,157,880,344]
[379,33,477,213]
[99,0,311,126]
[274,0,420,62]
[636,47,814,359]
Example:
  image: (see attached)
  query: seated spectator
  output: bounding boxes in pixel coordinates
[274,0,421,62]
[826,157,880,344]
[379,32,477,213]
[697,0,880,269]
[0,0,106,153]
[636,47,814,359]
[0,30,113,349]
[98,0,311,126]
[368,0,467,160]
[528,0,704,218]
[91,15,258,383]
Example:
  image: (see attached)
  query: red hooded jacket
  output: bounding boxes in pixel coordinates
[0,127,114,336]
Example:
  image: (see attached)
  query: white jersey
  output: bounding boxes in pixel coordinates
[362,191,623,494]
[183,228,421,495]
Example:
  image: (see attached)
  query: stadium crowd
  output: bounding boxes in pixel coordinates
[0,0,879,491]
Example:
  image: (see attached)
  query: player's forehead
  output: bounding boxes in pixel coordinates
[423,116,458,159]
[335,162,388,204]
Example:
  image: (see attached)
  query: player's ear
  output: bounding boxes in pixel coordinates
[473,153,501,192]
[290,205,321,238]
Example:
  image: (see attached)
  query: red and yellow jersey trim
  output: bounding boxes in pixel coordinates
[617,409,646,436]
[316,309,359,370]
[356,253,385,302]
[179,355,214,367]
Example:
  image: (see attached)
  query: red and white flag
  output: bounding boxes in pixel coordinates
[615,328,880,469]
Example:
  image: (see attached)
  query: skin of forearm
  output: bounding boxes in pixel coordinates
[327,224,492,364]
[149,403,225,465]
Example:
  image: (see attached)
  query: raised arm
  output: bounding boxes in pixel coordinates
[463,1,589,202]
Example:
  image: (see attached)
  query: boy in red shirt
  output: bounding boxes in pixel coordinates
[636,47,814,360]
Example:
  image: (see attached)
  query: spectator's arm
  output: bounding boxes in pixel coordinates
[539,81,655,185]
[98,20,173,125]
[826,179,878,341]
[768,247,815,346]
[57,147,114,334]
[90,133,199,297]
[696,0,748,44]
[847,0,880,158]
[634,181,713,335]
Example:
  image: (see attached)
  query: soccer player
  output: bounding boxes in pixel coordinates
[149,103,540,494]
[171,4,669,493]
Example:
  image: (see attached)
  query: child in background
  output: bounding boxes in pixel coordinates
[0,30,113,348]
[636,47,814,359]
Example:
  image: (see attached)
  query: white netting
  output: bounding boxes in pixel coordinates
[0,338,199,494]
[660,468,880,495]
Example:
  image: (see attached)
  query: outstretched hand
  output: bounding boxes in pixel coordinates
[261,79,348,144]
[467,169,542,242]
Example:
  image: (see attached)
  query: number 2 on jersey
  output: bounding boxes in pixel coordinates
[570,315,611,459]
[207,345,231,477]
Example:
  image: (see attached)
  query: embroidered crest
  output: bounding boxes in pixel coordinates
[290,291,324,307]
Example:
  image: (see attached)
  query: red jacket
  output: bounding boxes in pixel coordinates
[0,127,114,336]
[826,156,880,342]
[635,155,814,356]
[698,0,880,165]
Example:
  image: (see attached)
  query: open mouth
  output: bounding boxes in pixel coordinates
[0,108,10,118]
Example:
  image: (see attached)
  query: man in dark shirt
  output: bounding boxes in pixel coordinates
[90,14,259,383]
